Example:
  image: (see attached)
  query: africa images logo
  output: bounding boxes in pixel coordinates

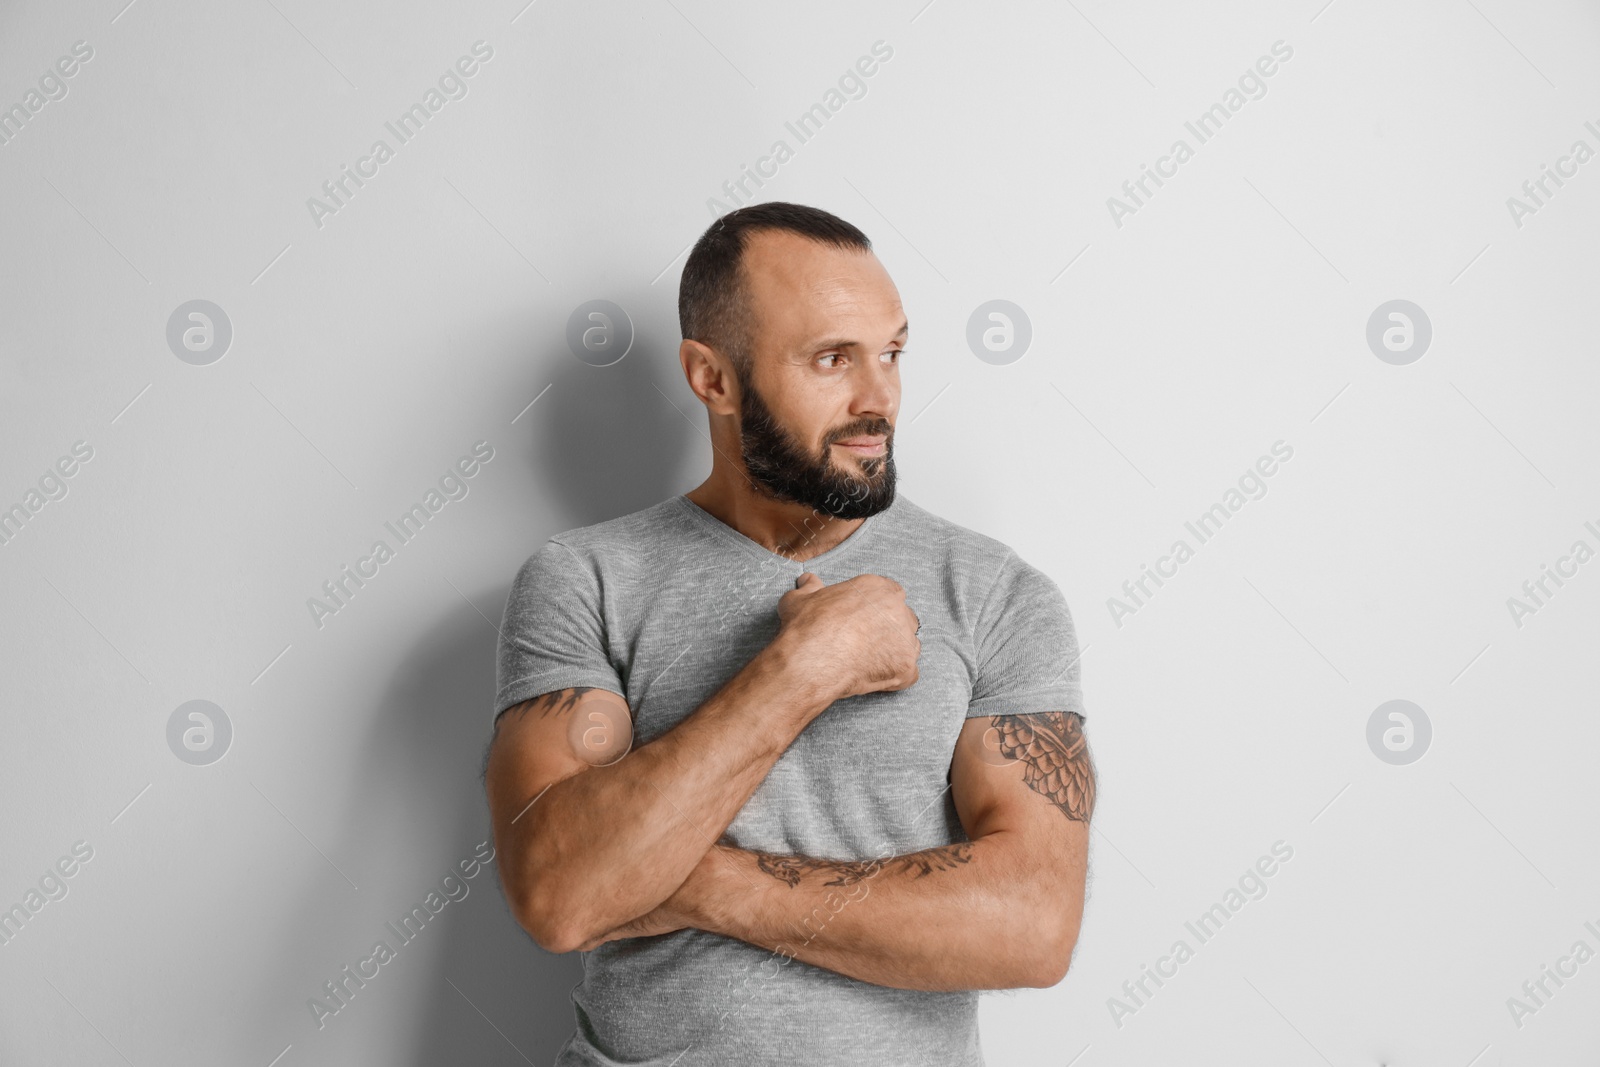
[306,441,494,629]
[305,42,494,229]
[307,841,495,1030]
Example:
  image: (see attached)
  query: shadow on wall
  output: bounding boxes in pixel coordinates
[409,330,701,1062]
[372,597,582,1067]
[530,329,706,530]
[246,329,698,1065]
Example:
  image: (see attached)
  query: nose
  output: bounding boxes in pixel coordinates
[850,352,898,424]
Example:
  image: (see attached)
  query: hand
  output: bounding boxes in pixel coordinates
[774,572,921,702]
[575,901,690,951]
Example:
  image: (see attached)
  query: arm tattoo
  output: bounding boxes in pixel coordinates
[485,686,605,794]
[894,844,975,879]
[754,842,976,888]
[487,689,600,779]
[497,687,597,731]
[535,687,598,719]
[990,711,1096,823]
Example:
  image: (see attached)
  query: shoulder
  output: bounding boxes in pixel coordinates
[884,495,1068,629]
[884,494,1030,580]
[546,496,681,555]
[508,496,683,593]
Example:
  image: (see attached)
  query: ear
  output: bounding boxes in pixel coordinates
[680,338,740,417]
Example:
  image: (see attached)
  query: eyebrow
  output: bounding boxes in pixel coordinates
[808,321,909,352]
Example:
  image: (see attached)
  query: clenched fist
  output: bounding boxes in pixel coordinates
[774,572,921,703]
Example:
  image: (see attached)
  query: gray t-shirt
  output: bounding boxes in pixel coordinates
[493,491,1086,1067]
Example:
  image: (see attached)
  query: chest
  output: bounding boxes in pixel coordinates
[608,565,976,853]
[614,565,974,742]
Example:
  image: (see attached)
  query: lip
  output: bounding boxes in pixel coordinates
[833,436,887,456]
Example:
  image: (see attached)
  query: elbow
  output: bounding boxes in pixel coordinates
[511,886,589,955]
[536,923,588,956]
[503,851,591,954]
[1024,915,1081,989]
[500,820,597,953]
[1020,870,1085,988]
[1029,942,1075,988]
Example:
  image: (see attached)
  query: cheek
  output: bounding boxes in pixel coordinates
[760,367,851,453]
[788,407,840,453]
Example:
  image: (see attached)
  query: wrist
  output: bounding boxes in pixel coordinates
[763,633,841,709]
[681,845,742,937]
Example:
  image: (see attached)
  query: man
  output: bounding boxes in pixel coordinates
[484,202,1096,1066]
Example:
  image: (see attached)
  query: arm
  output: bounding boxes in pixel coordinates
[485,648,830,955]
[485,572,921,954]
[614,710,1096,990]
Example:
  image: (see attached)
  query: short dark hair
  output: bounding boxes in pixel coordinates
[678,202,872,377]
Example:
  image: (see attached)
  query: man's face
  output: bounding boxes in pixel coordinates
[732,230,905,520]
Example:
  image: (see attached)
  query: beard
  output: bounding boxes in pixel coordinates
[737,373,896,520]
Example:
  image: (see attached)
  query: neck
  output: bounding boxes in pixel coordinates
[685,468,865,563]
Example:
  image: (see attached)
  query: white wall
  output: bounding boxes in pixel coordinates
[2,1,1597,1064]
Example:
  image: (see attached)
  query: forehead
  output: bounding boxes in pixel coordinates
[740,229,903,345]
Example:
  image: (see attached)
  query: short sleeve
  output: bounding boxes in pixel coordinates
[493,539,624,724]
[965,551,1087,719]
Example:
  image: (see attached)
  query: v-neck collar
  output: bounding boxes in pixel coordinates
[673,493,889,570]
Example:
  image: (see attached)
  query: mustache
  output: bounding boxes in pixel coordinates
[825,419,893,446]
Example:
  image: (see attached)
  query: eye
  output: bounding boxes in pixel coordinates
[818,352,845,368]
[881,348,903,364]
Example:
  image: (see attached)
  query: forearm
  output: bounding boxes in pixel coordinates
[691,835,1075,992]
[514,643,832,949]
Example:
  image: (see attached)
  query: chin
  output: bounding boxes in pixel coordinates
[826,469,896,519]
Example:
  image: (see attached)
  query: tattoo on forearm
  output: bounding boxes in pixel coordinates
[894,844,975,879]
[756,854,874,887]
[754,842,975,888]
[990,710,1096,822]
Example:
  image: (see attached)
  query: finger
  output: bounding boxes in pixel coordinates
[795,571,824,590]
